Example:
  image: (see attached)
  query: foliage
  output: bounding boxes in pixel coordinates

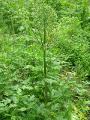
[0,0,90,120]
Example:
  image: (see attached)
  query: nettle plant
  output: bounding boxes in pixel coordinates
[29,0,58,103]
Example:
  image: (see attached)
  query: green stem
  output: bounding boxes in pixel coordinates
[43,8,48,103]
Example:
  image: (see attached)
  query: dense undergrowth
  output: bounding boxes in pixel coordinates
[0,0,90,120]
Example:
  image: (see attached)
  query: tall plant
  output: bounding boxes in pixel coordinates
[30,0,57,102]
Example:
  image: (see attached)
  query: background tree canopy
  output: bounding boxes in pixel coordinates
[0,0,90,120]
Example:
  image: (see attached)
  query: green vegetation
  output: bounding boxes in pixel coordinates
[0,0,90,120]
